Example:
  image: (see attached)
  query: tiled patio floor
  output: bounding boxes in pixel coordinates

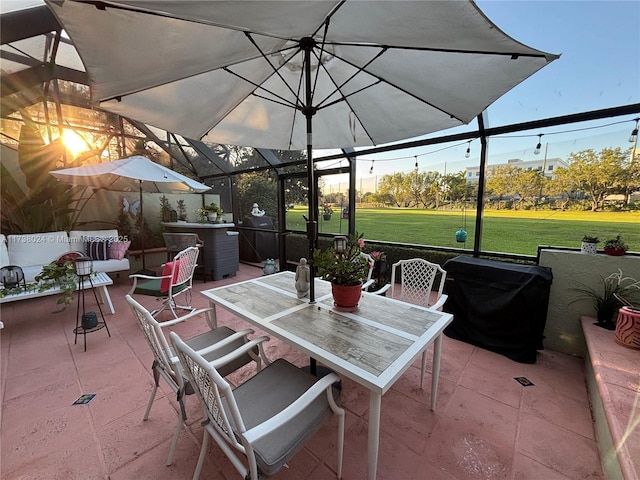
[1,264,604,479]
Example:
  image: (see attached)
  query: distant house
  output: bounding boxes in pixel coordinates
[464,157,569,183]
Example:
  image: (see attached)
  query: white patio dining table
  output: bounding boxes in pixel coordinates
[201,271,453,480]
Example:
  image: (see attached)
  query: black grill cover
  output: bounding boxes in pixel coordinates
[443,256,553,363]
[238,216,277,263]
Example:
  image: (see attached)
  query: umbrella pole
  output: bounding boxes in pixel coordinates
[303,37,317,305]
[134,180,155,276]
[302,38,340,386]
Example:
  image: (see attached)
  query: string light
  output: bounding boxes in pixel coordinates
[534,134,543,155]
[465,141,471,158]
[414,156,418,169]
[629,118,639,143]
[369,160,374,174]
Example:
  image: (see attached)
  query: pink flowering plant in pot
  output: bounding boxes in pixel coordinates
[311,232,370,286]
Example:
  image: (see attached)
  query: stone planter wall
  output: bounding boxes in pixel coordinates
[538,248,640,356]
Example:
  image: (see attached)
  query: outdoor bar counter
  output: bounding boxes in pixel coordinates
[162,222,239,280]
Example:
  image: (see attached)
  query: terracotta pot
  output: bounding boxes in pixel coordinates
[604,247,625,256]
[331,282,362,312]
[615,307,640,349]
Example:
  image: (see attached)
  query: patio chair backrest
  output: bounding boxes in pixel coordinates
[170,331,244,451]
[170,246,199,290]
[127,295,179,385]
[390,258,447,307]
[163,233,200,253]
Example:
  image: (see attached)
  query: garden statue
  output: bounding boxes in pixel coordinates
[251,203,265,217]
[262,258,278,275]
[295,258,311,299]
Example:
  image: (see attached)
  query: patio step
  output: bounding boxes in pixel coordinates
[581,316,639,480]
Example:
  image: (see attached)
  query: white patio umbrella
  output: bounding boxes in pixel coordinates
[46,0,558,299]
[50,155,210,273]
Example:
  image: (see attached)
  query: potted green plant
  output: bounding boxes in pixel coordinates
[176,199,188,222]
[311,232,370,311]
[322,203,333,221]
[570,269,640,330]
[34,259,78,309]
[603,235,628,256]
[197,202,223,222]
[581,235,599,254]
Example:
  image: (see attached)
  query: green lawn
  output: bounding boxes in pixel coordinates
[286,207,640,256]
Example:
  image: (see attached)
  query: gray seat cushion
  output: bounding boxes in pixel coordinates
[225,359,339,477]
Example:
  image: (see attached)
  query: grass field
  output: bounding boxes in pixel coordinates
[286,207,640,255]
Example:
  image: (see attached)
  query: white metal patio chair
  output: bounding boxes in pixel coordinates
[170,330,345,480]
[128,246,198,318]
[125,295,269,466]
[389,258,448,388]
[360,252,391,294]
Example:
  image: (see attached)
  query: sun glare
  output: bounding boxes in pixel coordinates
[62,130,87,158]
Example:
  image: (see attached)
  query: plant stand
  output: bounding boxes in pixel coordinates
[74,274,110,351]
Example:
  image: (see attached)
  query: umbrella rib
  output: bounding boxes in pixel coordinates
[243,32,304,110]
[223,67,300,111]
[325,41,555,60]
[313,46,387,111]
[327,49,468,123]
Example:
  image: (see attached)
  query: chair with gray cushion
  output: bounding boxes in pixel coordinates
[126,295,269,466]
[170,330,345,480]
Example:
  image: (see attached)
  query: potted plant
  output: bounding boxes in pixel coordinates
[322,203,333,221]
[570,269,640,330]
[34,259,78,309]
[603,235,628,256]
[197,202,223,222]
[176,199,188,222]
[311,232,370,311]
[581,235,599,254]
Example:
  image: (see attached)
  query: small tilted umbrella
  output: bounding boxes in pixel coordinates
[50,155,210,273]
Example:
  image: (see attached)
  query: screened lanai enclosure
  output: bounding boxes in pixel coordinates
[1,1,639,270]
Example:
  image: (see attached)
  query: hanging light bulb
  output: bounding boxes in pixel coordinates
[369,160,374,174]
[465,141,471,159]
[629,118,639,143]
[534,134,543,155]
[414,156,418,169]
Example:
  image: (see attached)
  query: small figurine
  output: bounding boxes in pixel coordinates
[251,203,265,217]
[263,258,278,275]
[295,258,311,299]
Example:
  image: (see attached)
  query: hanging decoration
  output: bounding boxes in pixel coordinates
[455,203,468,243]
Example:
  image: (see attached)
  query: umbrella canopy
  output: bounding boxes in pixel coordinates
[50,155,211,194]
[51,156,210,272]
[46,0,558,299]
[46,1,558,150]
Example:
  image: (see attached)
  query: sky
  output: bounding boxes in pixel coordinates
[322,0,640,187]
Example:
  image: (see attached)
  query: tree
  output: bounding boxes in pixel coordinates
[546,166,573,210]
[566,148,625,211]
[485,165,521,209]
[377,172,409,207]
[440,172,472,203]
[415,171,440,208]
